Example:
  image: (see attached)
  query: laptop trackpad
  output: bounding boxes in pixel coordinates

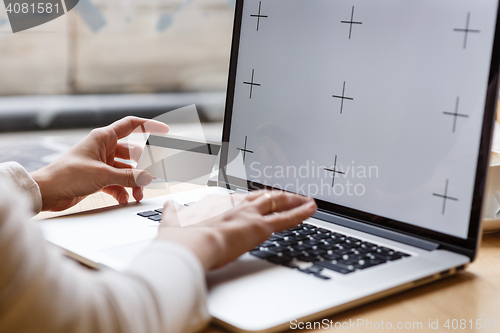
[100,240,153,264]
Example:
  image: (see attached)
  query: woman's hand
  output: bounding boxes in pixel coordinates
[157,190,317,271]
[31,116,169,211]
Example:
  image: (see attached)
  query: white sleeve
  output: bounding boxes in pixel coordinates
[0,161,42,213]
[0,163,211,333]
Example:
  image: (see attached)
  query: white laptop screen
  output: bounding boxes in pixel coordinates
[224,0,499,240]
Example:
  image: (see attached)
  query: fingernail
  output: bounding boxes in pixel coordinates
[137,172,153,187]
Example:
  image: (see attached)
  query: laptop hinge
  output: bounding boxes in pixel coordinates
[218,181,248,192]
[313,210,439,251]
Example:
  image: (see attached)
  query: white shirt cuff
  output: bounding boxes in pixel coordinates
[0,162,42,213]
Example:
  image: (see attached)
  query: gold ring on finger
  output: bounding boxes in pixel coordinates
[264,193,276,213]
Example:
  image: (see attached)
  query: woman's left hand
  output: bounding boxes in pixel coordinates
[31,116,169,211]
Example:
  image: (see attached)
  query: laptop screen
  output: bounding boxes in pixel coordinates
[222,0,500,241]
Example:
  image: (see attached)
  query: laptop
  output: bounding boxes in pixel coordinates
[37,0,500,331]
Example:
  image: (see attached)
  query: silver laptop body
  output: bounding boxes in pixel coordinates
[38,0,500,331]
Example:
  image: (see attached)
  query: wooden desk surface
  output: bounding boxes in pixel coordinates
[37,186,500,333]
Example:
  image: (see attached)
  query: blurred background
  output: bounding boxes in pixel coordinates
[0,0,232,171]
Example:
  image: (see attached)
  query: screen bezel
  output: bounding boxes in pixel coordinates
[219,0,500,260]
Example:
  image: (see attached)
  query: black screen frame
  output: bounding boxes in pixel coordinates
[219,0,500,260]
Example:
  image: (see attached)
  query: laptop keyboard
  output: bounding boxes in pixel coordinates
[137,208,411,280]
[250,224,411,280]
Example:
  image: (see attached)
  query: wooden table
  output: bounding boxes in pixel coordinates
[37,185,500,333]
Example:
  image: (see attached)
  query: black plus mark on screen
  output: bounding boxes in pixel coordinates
[324,155,345,187]
[443,97,469,133]
[237,136,254,163]
[250,1,268,32]
[332,81,353,114]
[341,6,362,39]
[243,69,261,99]
[432,179,458,215]
[454,12,480,49]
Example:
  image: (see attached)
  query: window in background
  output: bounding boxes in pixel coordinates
[0,0,234,130]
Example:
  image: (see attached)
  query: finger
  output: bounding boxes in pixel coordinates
[245,189,267,201]
[252,191,312,215]
[108,116,170,140]
[104,166,153,188]
[266,200,317,231]
[132,187,144,202]
[160,200,181,226]
[102,185,129,205]
[115,142,143,162]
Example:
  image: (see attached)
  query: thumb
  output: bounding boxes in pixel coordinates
[105,167,153,188]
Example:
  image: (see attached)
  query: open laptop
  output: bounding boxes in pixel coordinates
[38,0,500,332]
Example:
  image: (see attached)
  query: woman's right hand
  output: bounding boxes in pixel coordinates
[156,190,317,271]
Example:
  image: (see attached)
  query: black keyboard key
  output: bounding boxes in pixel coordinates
[296,254,317,262]
[268,235,283,241]
[183,202,197,207]
[332,262,357,270]
[321,253,342,261]
[354,247,373,254]
[298,229,316,235]
[285,250,302,258]
[361,241,377,249]
[378,253,403,261]
[291,234,310,241]
[154,208,163,213]
[250,250,275,259]
[275,230,295,237]
[367,254,388,263]
[267,256,293,265]
[340,253,366,261]
[267,247,291,255]
[353,259,385,269]
[345,237,362,244]
[289,225,303,231]
[137,210,159,217]
[315,261,355,274]
[302,224,317,230]
[337,242,359,249]
[312,233,331,240]
[275,240,296,247]
[293,244,312,251]
[307,249,327,256]
[332,248,353,255]
[303,265,323,274]
[317,242,335,250]
[375,248,393,255]
[148,214,163,221]
[303,239,323,245]
[324,237,345,244]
